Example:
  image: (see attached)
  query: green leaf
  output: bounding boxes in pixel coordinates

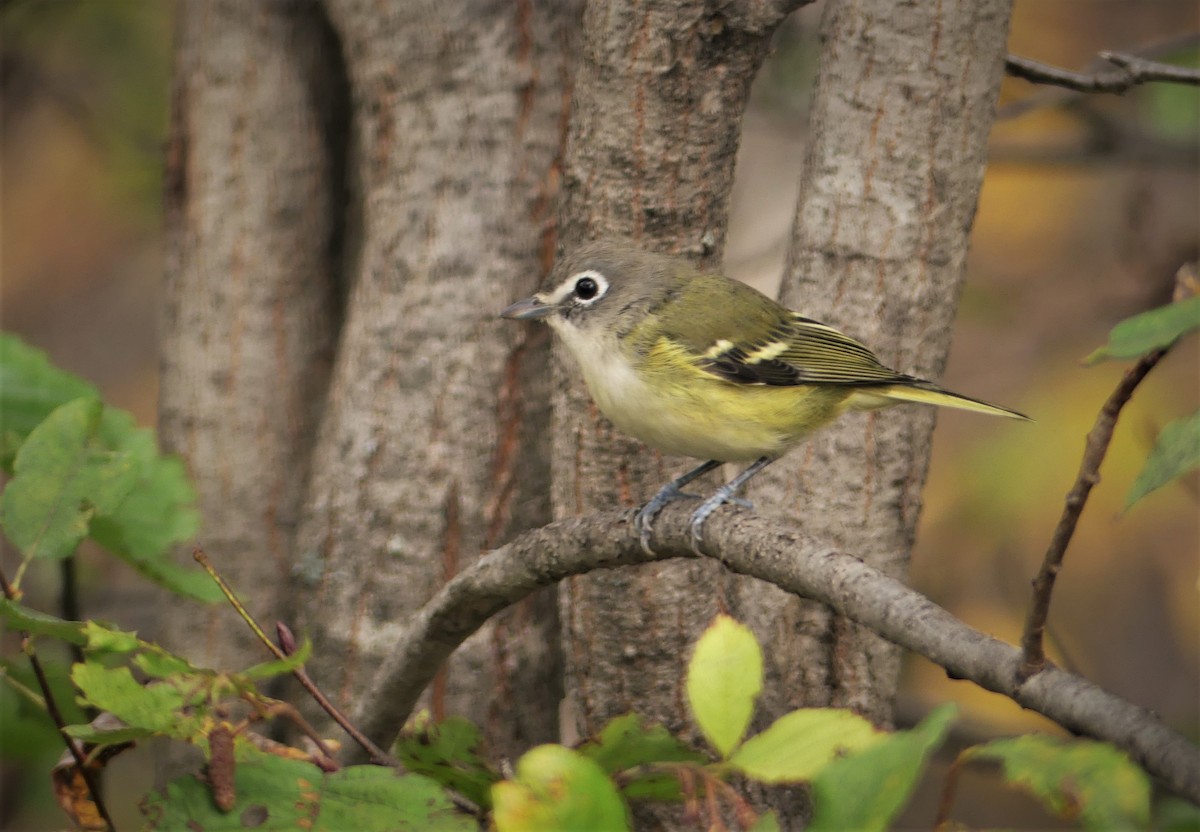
[749,811,781,832]
[239,638,313,681]
[963,734,1151,831]
[82,620,145,654]
[88,408,215,601]
[1126,410,1200,509]
[142,750,475,830]
[808,704,954,832]
[63,723,152,745]
[133,647,200,679]
[686,615,763,758]
[1084,296,1200,364]
[1140,48,1200,143]
[0,333,98,466]
[579,712,706,802]
[71,661,200,740]
[0,397,138,560]
[492,745,630,832]
[0,658,87,762]
[394,715,499,810]
[0,597,86,644]
[729,708,883,783]
[1155,796,1200,832]
[582,712,707,774]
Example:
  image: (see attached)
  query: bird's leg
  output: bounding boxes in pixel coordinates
[689,456,777,555]
[635,459,723,555]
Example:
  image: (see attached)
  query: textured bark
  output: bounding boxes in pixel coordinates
[344,506,1200,807]
[158,0,345,670]
[291,0,579,755]
[751,0,1016,726]
[552,4,803,825]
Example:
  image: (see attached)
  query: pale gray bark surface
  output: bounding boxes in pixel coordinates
[158,0,344,670]
[748,0,1016,727]
[291,0,580,753]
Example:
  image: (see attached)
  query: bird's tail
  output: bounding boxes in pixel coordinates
[846,380,1029,420]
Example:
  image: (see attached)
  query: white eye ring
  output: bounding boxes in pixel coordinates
[555,269,609,306]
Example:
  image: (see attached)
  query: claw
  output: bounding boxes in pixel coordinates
[634,460,723,555]
[635,483,697,555]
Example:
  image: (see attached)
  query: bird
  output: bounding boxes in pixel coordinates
[500,240,1028,555]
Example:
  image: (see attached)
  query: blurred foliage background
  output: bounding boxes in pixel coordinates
[1,0,1196,828]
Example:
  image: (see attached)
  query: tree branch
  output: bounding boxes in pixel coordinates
[1019,348,1169,675]
[1006,51,1200,94]
[348,505,1200,804]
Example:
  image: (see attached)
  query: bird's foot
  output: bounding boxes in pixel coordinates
[689,487,754,555]
[635,483,701,555]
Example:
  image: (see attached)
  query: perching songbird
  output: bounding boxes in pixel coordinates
[500,240,1028,554]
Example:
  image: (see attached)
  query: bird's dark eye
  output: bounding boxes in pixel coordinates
[574,277,599,300]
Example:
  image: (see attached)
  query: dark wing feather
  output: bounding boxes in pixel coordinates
[641,271,907,388]
[693,312,906,388]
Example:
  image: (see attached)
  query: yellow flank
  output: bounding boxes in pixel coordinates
[590,336,851,462]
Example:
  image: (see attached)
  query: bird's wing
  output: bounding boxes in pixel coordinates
[643,272,906,387]
[680,313,902,390]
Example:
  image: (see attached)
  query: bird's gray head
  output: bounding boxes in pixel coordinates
[499,240,676,337]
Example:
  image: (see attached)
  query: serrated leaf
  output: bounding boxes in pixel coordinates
[395,715,499,809]
[71,662,200,740]
[142,750,474,830]
[0,334,98,465]
[963,734,1151,831]
[492,745,630,832]
[89,408,216,601]
[729,708,883,783]
[581,712,707,774]
[808,704,954,832]
[0,597,86,644]
[0,398,138,560]
[1084,296,1200,364]
[686,615,762,758]
[133,648,200,679]
[1126,410,1200,509]
[579,712,706,803]
[82,620,145,655]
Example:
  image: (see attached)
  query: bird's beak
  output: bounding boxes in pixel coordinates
[499,296,557,320]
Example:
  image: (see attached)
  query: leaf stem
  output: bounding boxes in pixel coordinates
[0,565,117,831]
[193,549,401,769]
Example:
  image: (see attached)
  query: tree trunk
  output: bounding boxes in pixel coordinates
[751,0,1016,728]
[158,0,345,671]
[552,0,802,823]
[291,0,580,754]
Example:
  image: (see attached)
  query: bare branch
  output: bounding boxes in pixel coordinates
[1006,51,1200,94]
[1019,348,1169,675]
[347,504,1200,803]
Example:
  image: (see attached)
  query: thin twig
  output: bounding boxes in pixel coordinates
[1006,51,1200,94]
[999,34,1200,121]
[1018,348,1168,677]
[0,566,117,831]
[274,622,401,769]
[193,549,399,769]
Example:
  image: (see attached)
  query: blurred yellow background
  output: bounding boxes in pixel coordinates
[1,1,1196,828]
